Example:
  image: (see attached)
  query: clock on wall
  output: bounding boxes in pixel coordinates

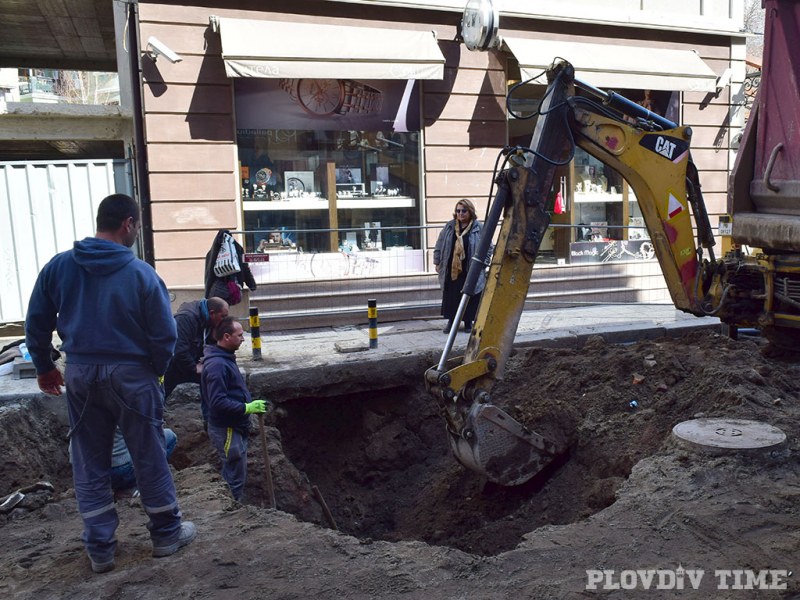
[279,79,382,116]
[460,0,501,52]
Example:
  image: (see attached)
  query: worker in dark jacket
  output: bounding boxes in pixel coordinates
[24,193,195,573]
[204,229,256,306]
[201,316,267,501]
[163,297,228,400]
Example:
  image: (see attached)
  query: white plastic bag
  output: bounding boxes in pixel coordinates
[213,232,242,277]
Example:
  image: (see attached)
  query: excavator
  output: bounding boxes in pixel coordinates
[425,1,800,487]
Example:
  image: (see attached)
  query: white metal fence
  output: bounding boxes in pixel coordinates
[0,159,132,323]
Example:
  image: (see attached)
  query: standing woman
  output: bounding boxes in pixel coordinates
[433,199,486,334]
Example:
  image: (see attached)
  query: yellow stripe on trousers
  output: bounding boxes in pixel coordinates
[224,427,233,456]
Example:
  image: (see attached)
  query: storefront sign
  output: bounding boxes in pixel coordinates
[569,240,655,264]
[244,253,270,263]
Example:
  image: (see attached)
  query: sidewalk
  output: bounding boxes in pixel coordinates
[0,303,721,404]
[256,302,720,367]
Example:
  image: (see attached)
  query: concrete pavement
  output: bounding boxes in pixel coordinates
[0,303,722,405]
[259,301,721,363]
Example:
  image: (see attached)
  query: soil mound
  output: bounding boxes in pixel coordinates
[2,331,800,598]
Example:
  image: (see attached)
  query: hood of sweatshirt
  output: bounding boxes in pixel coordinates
[203,343,236,362]
[72,237,136,276]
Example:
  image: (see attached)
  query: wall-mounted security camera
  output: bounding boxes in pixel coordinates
[145,36,183,64]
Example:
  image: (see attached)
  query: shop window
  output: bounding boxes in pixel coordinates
[505,71,677,264]
[234,78,424,280]
[238,128,420,252]
[235,79,421,252]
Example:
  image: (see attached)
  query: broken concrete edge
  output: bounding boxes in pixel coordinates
[246,352,438,402]
[0,320,722,408]
[0,390,53,408]
[334,341,370,353]
[576,323,669,347]
[663,320,722,338]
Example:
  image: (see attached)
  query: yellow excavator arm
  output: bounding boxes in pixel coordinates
[425,60,724,486]
[570,103,713,314]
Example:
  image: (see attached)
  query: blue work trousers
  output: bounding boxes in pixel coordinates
[66,363,182,563]
[111,428,177,492]
[207,424,248,501]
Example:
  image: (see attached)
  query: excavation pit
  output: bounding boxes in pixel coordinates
[3,330,800,598]
[1,331,796,559]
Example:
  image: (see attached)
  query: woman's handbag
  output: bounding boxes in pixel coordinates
[226,279,242,305]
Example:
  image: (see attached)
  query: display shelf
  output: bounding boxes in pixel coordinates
[248,247,424,282]
[574,192,623,203]
[339,197,415,209]
[243,197,416,211]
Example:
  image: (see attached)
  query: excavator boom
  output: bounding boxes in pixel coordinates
[427,60,720,486]
[429,1,800,487]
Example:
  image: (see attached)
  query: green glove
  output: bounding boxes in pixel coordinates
[244,400,267,414]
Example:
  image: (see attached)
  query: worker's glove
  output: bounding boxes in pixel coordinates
[158,375,165,386]
[244,399,267,414]
[37,368,64,396]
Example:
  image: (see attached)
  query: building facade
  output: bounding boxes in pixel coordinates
[135,0,745,316]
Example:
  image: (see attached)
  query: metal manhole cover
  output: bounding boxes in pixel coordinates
[672,418,786,453]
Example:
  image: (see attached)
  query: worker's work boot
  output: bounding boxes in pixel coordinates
[152,521,197,558]
[90,556,115,574]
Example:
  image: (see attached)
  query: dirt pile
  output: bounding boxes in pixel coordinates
[1,330,800,599]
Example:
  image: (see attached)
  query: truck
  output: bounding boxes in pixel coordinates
[426,0,800,487]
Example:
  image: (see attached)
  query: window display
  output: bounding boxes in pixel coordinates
[234,77,423,278]
[238,128,421,257]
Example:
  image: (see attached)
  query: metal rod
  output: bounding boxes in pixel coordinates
[437,293,470,372]
[573,78,677,130]
[258,414,276,509]
[436,176,511,372]
[311,485,338,530]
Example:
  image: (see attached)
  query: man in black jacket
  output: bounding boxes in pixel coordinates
[163,296,228,400]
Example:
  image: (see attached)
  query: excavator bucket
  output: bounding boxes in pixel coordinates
[427,62,576,486]
[449,403,560,486]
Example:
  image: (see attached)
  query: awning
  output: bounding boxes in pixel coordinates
[503,37,717,92]
[213,17,446,80]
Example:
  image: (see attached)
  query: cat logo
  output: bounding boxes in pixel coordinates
[639,134,688,163]
[655,136,676,160]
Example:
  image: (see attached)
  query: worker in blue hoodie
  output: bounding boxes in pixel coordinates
[201,316,267,501]
[24,193,196,574]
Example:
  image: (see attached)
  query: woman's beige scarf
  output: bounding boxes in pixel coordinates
[450,219,473,281]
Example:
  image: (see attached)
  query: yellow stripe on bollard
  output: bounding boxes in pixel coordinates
[368,299,378,349]
[249,306,262,360]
